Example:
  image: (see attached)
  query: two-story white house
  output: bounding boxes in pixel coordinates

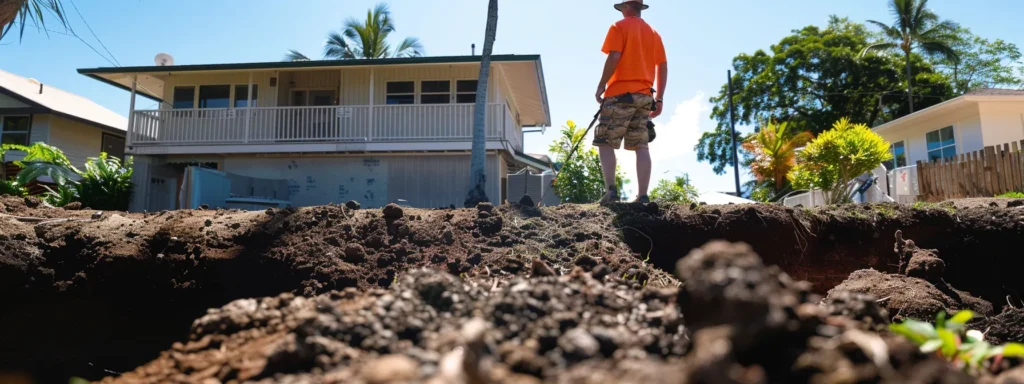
[78,55,552,211]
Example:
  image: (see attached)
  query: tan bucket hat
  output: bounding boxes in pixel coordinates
[614,0,649,11]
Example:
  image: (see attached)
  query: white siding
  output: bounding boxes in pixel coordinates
[875,104,980,165]
[29,114,50,144]
[0,92,28,108]
[371,65,501,105]
[47,116,118,167]
[978,101,1024,146]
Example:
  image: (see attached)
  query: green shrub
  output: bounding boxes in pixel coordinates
[550,120,629,203]
[0,179,26,197]
[789,118,892,205]
[650,175,699,204]
[997,191,1024,199]
[890,310,1024,375]
[43,183,78,207]
[77,153,133,211]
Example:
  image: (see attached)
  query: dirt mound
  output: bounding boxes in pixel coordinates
[97,241,983,383]
[972,308,1024,345]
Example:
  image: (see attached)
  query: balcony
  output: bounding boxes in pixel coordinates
[128,104,522,155]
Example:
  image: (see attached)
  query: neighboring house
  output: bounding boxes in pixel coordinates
[78,55,551,211]
[872,88,1024,171]
[0,69,127,168]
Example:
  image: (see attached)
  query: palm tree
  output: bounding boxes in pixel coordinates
[0,0,70,42]
[464,0,497,207]
[861,0,959,113]
[285,3,423,61]
[741,120,813,195]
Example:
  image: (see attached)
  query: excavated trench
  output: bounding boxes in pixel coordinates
[612,203,1024,310]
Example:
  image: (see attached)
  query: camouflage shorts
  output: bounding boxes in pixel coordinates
[592,92,654,150]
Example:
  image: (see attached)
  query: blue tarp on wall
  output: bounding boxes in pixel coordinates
[188,167,231,209]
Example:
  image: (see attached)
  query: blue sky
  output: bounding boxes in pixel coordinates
[2,0,1022,196]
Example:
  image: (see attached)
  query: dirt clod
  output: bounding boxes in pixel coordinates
[346,200,362,210]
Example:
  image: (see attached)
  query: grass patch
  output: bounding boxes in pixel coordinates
[912,201,956,214]
[997,191,1024,199]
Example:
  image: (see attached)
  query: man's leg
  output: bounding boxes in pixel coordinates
[636,147,651,197]
[599,145,618,194]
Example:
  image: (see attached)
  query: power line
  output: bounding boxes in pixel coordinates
[67,0,121,66]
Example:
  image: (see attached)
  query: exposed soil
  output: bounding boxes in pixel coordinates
[1,196,1024,383]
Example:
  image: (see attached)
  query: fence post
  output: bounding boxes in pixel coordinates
[916,161,927,199]
[985,146,997,196]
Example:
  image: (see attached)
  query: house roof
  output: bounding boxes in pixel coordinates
[872,88,1024,134]
[0,69,127,133]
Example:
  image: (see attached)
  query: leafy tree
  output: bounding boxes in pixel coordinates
[0,0,70,42]
[741,120,813,199]
[285,2,423,61]
[549,120,627,204]
[861,0,960,113]
[697,16,953,175]
[464,0,496,207]
[937,27,1024,94]
[649,175,699,204]
[789,118,892,205]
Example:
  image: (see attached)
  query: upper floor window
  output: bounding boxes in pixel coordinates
[883,141,907,170]
[421,81,451,104]
[234,85,259,108]
[456,80,478,104]
[1,116,31,146]
[926,126,956,162]
[386,81,415,105]
[172,87,195,109]
[198,85,231,109]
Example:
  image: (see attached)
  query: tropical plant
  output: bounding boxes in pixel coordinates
[0,0,70,42]
[742,120,814,198]
[15,142,78,187]
[698,16,953,175]
[890,310,1024,375]
[1,143,28,196]
[285,3,423,61]
[861,0,960,113]
[464,0,497,207]
[76,153,133,211]
[789,118,892,205]
[649,175,699,204]
[42,182,76,206]
[549,120,628,204]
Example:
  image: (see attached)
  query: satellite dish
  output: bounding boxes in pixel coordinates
[154,53,175,66]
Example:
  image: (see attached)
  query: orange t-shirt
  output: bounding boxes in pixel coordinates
[601,17,667,98]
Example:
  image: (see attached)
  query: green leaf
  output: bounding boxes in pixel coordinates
[890,320,937,344]
[936,311,947,329]
[920,339,944,353]
[937,328,959,357]
[968,342,990,367]
[1003,343,1024,358]
[966,329,984,343]
[948,310,975,326]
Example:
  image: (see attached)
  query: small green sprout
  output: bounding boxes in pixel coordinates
[890,310,1024,374]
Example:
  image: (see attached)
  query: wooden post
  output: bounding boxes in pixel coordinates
[368,68,375,141]
[985,146,997,196]
[916,161,927,198]
[244,72,253,143]
[1011,142,1021,192]
[972,151,981,196]
[127,75,138,149]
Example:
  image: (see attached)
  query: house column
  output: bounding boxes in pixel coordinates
[245,72,253,143]
[369,68,375,141]
[126,75,138,148]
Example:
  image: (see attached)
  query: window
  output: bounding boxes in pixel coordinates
[233,85,259,108]
[291,90,337,106]
[926,126,956,162]
[420,80,451,104]
[1,116,31,146]
[456,80,478,104]
[198,85,231,109]
[101,133,126,161]
[172,86,195,109]
[883,141,907,170]
[386,81,415,105]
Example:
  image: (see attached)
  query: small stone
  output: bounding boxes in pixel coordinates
[345,200,361,210]
[1008,199,1024,208]
[344,244,366,263]
[559,328,600,360]
[204,219,213,227]
[64,202,82,211]
[531,258,558,277]
[476,202,495,212]
[91,211,104,220]
[360,354,419,384]
[199,204,209,210]
[383,204,404,220]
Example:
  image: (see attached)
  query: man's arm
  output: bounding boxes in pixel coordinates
[652,62,668,117]
[596,51,622,104]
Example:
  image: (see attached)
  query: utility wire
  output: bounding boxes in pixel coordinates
[67,0,120,66]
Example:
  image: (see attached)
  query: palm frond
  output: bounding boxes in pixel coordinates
[392,36,423,58]
[860,42,899,57]
[323,31,354,59]
[866,20,903,41]
[1,0,71,42]
[917,40,960,64]
[283,49,311,62]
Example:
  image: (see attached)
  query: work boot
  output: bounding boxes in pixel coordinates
[599,186,621,204]
[634,195,650,204]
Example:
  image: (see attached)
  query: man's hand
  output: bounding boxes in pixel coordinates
[650,101,663,118]
[595,84,606,104]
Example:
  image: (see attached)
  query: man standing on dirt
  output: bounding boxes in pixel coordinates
[593,0,667,203]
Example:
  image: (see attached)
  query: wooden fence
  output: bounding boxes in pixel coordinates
[916,140,1024,201]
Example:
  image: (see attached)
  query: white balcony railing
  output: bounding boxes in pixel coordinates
[129,103,522,151]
